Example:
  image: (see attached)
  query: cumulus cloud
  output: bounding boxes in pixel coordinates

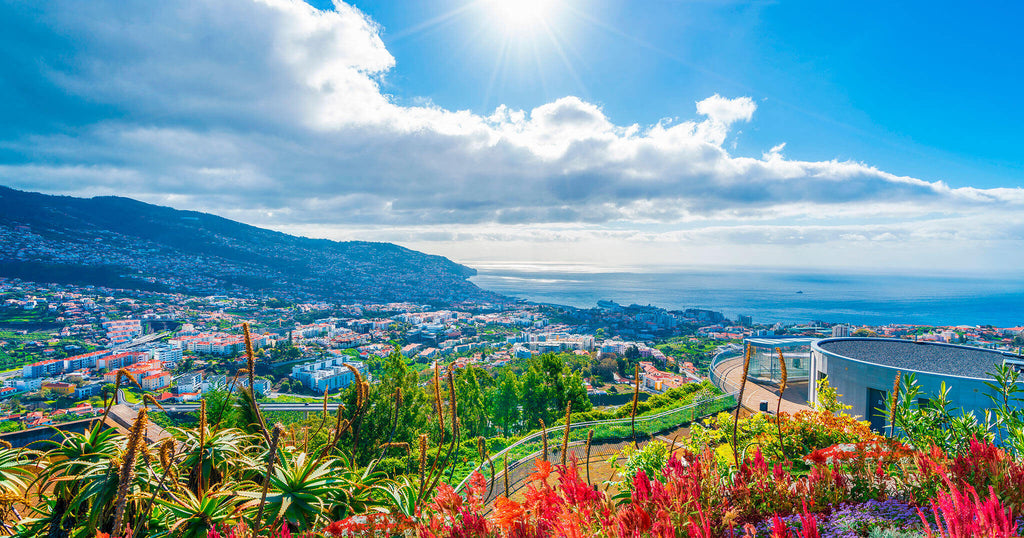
[0,0,1021,270]
[696,94,757,125]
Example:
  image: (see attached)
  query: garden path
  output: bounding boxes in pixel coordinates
[713,357,811,415]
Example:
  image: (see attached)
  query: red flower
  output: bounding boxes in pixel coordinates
[322,520,345,537]
[493,496,525,531]
[770,513,788,538]
[529,458,552,482]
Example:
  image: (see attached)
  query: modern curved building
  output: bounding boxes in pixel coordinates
[810,338,1023,432]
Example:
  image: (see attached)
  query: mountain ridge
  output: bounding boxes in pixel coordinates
[0,185,497,304]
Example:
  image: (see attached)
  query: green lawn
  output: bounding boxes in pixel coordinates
[446,394,737,489]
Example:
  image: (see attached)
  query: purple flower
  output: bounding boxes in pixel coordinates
[754,500,924,538]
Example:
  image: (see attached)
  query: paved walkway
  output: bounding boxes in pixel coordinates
[713,357,812,414]
[105,404,175,445]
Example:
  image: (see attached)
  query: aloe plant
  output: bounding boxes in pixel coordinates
[19,421,157,538]
[174,426,257,494]
[240,448,340,530]
[152,487,245,538]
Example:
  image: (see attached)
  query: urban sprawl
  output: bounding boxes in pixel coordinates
[1,277,1022,431]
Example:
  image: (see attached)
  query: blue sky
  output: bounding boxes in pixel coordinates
[348,0,1024,189]
[1,0,1023,273]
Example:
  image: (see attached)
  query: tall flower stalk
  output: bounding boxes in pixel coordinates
[539,419,548,462]
[254,423,283,531]
[889,371,902,437]
[560,402,572,466]
[112,408,148,536]
[775,347,788,460]
[242,322,271,446]
[732,343,753,469]
[631,364,641,446]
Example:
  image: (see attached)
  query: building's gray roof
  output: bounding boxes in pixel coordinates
[746,337,817,347]
[817,338,1011,379]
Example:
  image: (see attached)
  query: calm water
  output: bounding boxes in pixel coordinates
[470,268,1024,326]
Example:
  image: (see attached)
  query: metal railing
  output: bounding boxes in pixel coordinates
[709,345,744,394]
[452,391,738,499]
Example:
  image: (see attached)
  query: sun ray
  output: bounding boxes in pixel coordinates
[530,38,551,99]
[483,34,511,111]
[388,1,483,42]
[539,18,588,99]
[560,3,868,138]
[486,0,554,34]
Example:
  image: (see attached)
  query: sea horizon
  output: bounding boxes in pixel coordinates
[469,264,1024,327]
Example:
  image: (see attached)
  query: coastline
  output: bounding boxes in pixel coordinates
[470,267,1024,327]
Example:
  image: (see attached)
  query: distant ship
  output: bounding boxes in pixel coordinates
[796,290,804,294]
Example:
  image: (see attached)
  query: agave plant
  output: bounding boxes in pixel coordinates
[325,455,393,522]
[374,475,419,521]
[0,444,34,494]
[32,422,122,497]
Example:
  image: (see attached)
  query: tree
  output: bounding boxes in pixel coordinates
[520,366,549,429]
[562,370,591,416]
[540,353,568,411]
[456,367,488,437]
[339,349,428,465]
[489,368,521,436]
[526,353,594,425]
[592,357,618,384]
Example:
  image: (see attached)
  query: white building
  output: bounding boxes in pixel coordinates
[175,371,203,393]
[831,325,851,338]
[521,332,595,353]
[103,319,143,346]
[292,358,367,393]
[15,378,43,392]
[149,344,183,367]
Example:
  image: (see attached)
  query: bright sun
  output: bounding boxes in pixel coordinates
[487,0,554,33]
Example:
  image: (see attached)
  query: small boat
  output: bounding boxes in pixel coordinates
[796,290,803,294]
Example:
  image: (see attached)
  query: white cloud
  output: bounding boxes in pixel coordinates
[0,0,1022,271]
[695,94,757,125]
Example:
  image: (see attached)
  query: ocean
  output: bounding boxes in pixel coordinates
[469,266,1024,327]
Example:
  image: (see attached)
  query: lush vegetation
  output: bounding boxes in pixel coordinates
[4,340,1024,538]
[656,336,721,372]
[419,371,1024,538]
[0,326,96,371]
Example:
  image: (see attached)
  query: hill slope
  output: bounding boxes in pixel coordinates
[0,186,496,304]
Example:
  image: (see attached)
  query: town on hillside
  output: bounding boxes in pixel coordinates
[1,276,1021,431]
